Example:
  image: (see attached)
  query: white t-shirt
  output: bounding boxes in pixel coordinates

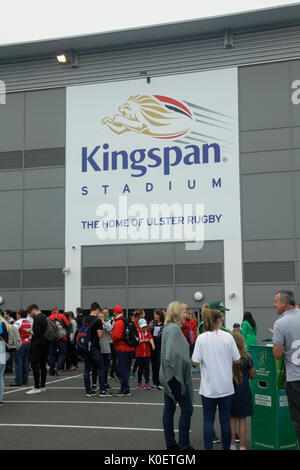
[192,329,240,398]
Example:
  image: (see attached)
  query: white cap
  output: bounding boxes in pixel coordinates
[138,319,147,328]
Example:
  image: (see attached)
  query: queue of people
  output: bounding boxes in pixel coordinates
[0,290,300,451]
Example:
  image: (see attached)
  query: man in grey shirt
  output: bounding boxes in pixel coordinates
[273,290,300,446]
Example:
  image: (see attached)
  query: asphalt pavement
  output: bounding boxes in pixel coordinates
[0,362,251,451]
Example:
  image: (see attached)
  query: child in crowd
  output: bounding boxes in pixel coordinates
[136,318,155,390]
[230,332,255,450]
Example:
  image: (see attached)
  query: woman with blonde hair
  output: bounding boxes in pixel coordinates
[192,306,240,450]
[0,313,11,406]
[230,332,255,450]
[159,301,194,450]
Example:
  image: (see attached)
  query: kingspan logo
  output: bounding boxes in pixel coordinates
[81,94,222,177]
[102,94,193,139]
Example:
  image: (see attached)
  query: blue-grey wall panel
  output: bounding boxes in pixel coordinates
[175,240,223,264]
[82,245,127,267]
[240,150,291,174]
[23,249,64,269]
[24,167,65,189]
[82,287,127,309]
[128,286,175,309]
[175,285,224,310]
[23,188,65,249]
[241,173,294,240]
[127,243,174,266]
[239,62,290,131]
[240,128,290,153]
[0,290,22,310]
[243,240,296,262]
[0,190,23,250]
[0,93,24,152]
[0,250,22,269]
[22,289,64,310]
[0,170,23,190]
[25,88,66,150]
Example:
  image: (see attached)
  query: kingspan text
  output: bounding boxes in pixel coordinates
[81,142,222,177]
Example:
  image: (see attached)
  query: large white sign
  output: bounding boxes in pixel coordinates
[66,68,240,246]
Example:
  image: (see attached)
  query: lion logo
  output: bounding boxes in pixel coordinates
[101,94,193,139]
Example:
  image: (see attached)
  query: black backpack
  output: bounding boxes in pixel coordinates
[122,317,139,348]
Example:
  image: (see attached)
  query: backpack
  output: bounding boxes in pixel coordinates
[122,317,139,348]
[76,317,98,354]
[6,325,22,351]
[44,317,61,343]
[53,313,67,340]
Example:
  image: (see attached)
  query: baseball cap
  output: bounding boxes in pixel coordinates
[138,319,147,328]
[113,305,123,314]
[233,323,241,328]
[208,301,230,312]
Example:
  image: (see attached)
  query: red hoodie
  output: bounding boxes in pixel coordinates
[110,314,134,352]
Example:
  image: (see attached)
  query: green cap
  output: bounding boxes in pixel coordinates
[208,301,230,312]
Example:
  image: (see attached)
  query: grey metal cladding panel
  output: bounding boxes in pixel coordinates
[127,243,173,266]
[175,263,223,284]
[128,286,174,309]
[24,148,65,169]
[296,240,300,259]
[175,285,224,308]
[23,249,64,269]
[82,266,126,287]
[22,269,64,288]
[82,287,127,309]
[2,26,300,92]
[240,128,290,153]
[243,240,296,262]
[241,173,294,239]
[0,250,22,269]
[0,270,21,288]
[0,190,23,249]
[292,149,300,170]
[0,151,23,170]
[25,88,66,150]
[0,290,22,309]
[175,240,223,264]
[0,170,23,189]
[22,289,64,310]
[292,127,300,148]
[23,188,65,249]
[238,62,290,131]
[294,171,300,237]
[244,284,297,308]
[128,265,173,286]
[240,150,291,174]
[24,167,65,189]
[244,261,295,283]
[0,93,24,151]
[82,245,127,267]
[291,60,300,126]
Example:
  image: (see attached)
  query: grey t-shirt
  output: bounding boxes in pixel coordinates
[273,308,300,382]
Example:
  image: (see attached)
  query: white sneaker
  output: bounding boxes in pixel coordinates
[26,388,41,395]
[40,387,46,392]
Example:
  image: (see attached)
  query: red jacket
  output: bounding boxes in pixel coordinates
[110,314,134,352]
[135,329,153,357]
[181,320,196,345]
[49,312,70,341]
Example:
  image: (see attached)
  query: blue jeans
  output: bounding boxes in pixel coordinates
[0,353,9,400]
[201,394,233,450]
[116,350,134,394]
[163,377,193,449]
[49,341,67,374]
[83,346,106,393]
[14,343,31,384]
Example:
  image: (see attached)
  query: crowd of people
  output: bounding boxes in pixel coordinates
[0,290,299,451]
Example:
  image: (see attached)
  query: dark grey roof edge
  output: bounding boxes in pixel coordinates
[1,3,300,63]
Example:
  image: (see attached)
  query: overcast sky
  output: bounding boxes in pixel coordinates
[0,0,298,45]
